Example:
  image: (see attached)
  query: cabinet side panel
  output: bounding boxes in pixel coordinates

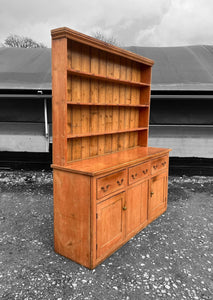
[52,38,67,166]
[53,170,91,268]
[138,130,148,147]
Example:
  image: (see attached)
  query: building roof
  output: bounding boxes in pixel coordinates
[0,47,51,90]
[126,45,213,91]
[1,45,213,91]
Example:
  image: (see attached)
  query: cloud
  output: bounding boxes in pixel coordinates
[84,0,172,46]
[0,0,213,47]
[136,0,213,46]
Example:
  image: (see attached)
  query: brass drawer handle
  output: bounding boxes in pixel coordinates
[117,179,124,186]
[131,173,137,180]
[153,165,158,170]
[161,161,166,166]
[101,184,110,193]
[142,169,148,174]
[150,191,154,197]
[122,206,127,210]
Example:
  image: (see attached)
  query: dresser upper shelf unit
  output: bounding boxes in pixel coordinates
[51,26,154,165]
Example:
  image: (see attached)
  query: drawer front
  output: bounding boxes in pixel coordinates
[151,156,168,175]
[96,170,126,199]
[128,161,150,185]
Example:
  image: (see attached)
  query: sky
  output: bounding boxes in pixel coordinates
[0,0,213,48]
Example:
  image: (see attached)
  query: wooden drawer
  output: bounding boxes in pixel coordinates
[151,156,168,175]
[96,170,126,199]
[128,161,150,185]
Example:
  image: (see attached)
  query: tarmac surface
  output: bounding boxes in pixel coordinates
[0,170,213,300]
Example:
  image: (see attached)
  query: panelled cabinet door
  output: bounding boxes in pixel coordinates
[148,171,168,222]
[96,193,125,259]
[140,180,149,225]
[126,184,142,237]
[125,180,148,238]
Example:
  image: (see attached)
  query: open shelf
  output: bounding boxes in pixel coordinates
[67,102,149,108]
[67,127,148,139]
[67,68,150,87]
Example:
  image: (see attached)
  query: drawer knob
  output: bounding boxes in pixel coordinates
[131,173,137,180]
[143,169,148,174]
[150,191,154,197]
[153,165,158,170]
[122,206,127,211]
[101,184,110,193]
[162,161,166,166]
[117,179,124,186]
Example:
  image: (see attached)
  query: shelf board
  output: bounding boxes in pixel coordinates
[67,68,150,87]
[67,127,148,139]
[67,102,149,108]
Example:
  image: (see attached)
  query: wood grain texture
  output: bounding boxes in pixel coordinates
[51,27,154,66]
[125,179,148,239]
[52,37,67,166]
[53,147,171,176]
[128,161,150,185]
[96,193,125,258]
[53,28,153,162]
[148,171,168,223]
[126,183,143,237]
[52,151,170,268]
[81,45,90,159]
[96,169,126,199]
[51,27,171,269]
[53,170,91,268]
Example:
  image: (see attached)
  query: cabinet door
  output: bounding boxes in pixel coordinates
[96,193,125,259]
[148,171,168,222]
[126,180,148,238]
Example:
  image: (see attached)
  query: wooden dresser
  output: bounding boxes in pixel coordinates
[51,27,171,269]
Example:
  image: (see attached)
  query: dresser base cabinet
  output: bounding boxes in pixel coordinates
[52,147,170,269]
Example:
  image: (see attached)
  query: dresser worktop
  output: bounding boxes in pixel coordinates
[52,147,171,176]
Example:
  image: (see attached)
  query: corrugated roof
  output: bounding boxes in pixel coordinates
[0,47,51,90]
[126,45,213,91]
[1,45,213,91]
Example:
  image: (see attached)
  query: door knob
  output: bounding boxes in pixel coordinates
[150,191,154,197]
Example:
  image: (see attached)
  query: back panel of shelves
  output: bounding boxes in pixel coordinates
[52,33,152,165]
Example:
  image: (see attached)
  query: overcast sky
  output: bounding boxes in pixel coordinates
[1,0,213,48]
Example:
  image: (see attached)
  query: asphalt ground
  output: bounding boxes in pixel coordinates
[0,171,213,299]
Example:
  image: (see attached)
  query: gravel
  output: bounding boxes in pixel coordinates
[0,171,213,299]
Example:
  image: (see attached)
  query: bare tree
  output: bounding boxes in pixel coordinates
[93,31,120,46]
[4,34,46,48]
